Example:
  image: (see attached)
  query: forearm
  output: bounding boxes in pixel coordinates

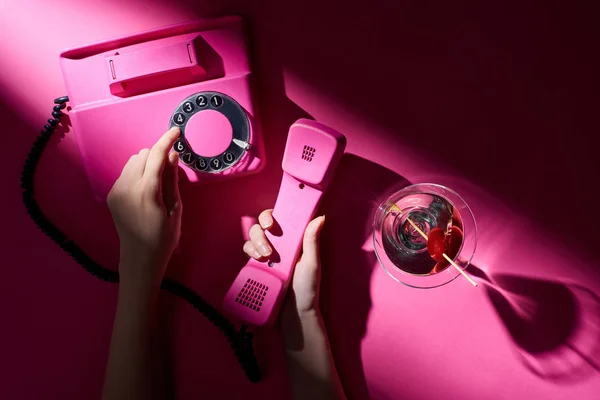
[283,310,346,400]
[102,268,164,400]
[103,126,180,400]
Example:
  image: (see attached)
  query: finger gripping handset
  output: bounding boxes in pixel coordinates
[223,119,346,326]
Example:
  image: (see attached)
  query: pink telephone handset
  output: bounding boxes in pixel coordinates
[223,119,346,327]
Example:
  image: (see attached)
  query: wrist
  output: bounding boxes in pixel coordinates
[281,306,324,350]
[297,308,320,322]
[118,257,165,295]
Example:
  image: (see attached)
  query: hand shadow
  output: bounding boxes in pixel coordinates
[318,154,409,400]
[470,265,600,383]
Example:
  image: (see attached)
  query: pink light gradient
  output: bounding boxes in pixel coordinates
[2,1,600,400]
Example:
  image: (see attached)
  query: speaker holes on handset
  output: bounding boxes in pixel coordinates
[236,279,269,312]
[298,183,305,190]
[302,145,315,162]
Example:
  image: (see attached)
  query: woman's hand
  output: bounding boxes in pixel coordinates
[243,209,326,316]
[243,210,346,399]
[107,127,182,289]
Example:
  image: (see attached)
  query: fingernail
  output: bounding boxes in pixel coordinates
[253,250,262,259]
[259,243,272,256]
[317,215,326,228]
[316,215,326,233]
[168,202,180,217]
[263,218,273,228]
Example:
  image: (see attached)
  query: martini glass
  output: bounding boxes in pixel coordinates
[373,183,477,289]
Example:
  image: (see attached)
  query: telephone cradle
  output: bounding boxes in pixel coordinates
[59,16,265,200]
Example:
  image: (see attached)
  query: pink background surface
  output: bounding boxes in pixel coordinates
[1,1,599,399]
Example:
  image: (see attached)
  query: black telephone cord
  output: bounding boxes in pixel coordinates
[20,96,261,383]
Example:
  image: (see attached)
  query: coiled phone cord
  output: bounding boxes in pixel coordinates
[20,96,261,383]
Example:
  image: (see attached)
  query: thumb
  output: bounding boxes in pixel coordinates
[162,152,181,216]
[300,215,326,267]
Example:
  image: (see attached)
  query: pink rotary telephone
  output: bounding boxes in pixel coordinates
[224,119,346,327]
[58,16,264,200]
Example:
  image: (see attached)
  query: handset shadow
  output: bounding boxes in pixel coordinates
[319,153,410,400]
